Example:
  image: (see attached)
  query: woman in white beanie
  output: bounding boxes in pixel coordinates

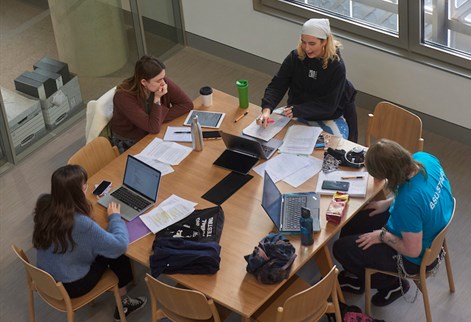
[256,18,358,142]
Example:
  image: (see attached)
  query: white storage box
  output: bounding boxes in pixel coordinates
[61,75,83,112]
[39,90,71,129]
[1,87,46,154]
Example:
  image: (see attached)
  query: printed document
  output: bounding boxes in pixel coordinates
[137,138,192,165]
[315,170,369,197]
[242,113,290,141]
[278,125,322,155]
[253,153,311,182]
[140,194,197,234]
[283,156,323,188]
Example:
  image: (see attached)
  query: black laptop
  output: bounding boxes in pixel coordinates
[213,131,282,174]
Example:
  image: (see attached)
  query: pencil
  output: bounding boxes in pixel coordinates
[341,176,365,179]
[234,111,248,123]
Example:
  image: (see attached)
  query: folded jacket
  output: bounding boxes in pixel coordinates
[150,237,221,277]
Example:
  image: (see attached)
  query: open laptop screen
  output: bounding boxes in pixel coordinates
[261,172,283,228]
[123,155,161,201]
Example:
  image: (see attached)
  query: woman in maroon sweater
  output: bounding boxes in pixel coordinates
[111,55,193,152]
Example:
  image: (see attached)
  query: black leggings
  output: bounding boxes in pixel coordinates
[333,209,422,290]
[63,255,133,298]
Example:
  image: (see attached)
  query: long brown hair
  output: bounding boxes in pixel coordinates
[33,165,92,253]
[117,55,166,102]
[296,34,342,69]
[365,139,426,194]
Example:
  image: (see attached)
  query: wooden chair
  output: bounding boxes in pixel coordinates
[67,136,119,177]
[144,273,232,322]
[11,244,126,322]
[365,197,456,322]
[366,101,424,153]
[253,266,342,322]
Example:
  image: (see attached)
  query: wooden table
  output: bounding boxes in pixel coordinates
[86,89,384,321]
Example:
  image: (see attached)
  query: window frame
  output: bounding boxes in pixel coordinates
[253,0,471,77]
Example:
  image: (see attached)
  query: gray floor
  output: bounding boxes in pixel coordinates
[1,2,471,322]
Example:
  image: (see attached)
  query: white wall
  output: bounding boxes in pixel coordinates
[181,0,471,130]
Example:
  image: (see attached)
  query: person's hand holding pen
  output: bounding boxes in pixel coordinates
[256,108,273,128]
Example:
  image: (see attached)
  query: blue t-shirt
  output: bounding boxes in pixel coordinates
[386,152,453,265]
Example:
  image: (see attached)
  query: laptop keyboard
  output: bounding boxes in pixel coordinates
[111,187,151,211]
[283,195,307,229]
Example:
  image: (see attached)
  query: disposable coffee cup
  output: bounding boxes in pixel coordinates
[200,86,213,107]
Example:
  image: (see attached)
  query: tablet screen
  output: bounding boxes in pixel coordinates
[183,110,225,128]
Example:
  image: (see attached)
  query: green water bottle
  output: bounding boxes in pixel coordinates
[236,79,249,109]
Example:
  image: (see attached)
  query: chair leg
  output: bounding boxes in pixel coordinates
[113,285,127,322]
[66,310,74,322]
[420,276,433,322]
[364,269,372,316]
[27,288,35,322]
[443,240,455,292]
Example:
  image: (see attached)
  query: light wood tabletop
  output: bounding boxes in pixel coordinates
[86,89,384,320]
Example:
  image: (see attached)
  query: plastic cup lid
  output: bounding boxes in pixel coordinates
[199,86,213,95]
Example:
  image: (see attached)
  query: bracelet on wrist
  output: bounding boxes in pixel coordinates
[379,227,387,243]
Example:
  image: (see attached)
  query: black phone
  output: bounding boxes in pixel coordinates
[321,180,350,192]
[92,180,111,196]
[202,131,222,140]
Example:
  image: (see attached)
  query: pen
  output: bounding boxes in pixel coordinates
[341,176,365,179]
[266,119,275,124]
[174,131,191,134]
[234,111,248,123]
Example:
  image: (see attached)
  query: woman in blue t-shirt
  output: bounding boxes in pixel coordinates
[333,139,453,306]
[33,165,147,321]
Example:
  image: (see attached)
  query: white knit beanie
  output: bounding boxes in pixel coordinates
[301,18,331,39]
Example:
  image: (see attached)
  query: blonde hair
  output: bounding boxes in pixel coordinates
[296,34,342,69]
[365,139,425,194]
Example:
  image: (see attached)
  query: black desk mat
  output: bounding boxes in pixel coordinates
[202,171,253,205]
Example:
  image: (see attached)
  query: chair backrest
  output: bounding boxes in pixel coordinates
[145,273,221,322]
[67,136,119,177]
[276,266,339,322]
[85,86,116,143]
[366,101,424,153]
[12,245,69,303]
[421,197,456,268]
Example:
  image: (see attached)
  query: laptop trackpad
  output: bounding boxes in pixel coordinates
[213,149,258,174]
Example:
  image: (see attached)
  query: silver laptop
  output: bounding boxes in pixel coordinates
[98,155,161,221]
[223,131,282,160]
[261,171,320,233]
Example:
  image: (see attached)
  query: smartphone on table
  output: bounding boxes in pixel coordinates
[321,180,350,192]
[202,131,222,140]
[92,180,112,196]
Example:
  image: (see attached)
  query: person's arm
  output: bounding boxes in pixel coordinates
[161,77,193,122]
[260,52,294,112]
[292,62,346,120]
[356,229,422,258]
[113,91,168,135]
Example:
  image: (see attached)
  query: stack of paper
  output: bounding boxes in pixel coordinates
[316,171,369,197]
[140,195,198,234]
[278,125,323,155]
[242,113,290,141]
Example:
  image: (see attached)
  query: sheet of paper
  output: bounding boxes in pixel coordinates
[278,125,322,155]
[163,126,192,142]
[133,154,174,176]
[242,113,290,142]
[140,194,198,234]
[137,138,193,165]
[253,153,311,182]
[283,156,323,188]
[315,170,369,197]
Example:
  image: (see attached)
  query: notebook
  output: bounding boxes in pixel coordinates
[98,155,161,221]
[261,171,320,233]
[213,132,282,174]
